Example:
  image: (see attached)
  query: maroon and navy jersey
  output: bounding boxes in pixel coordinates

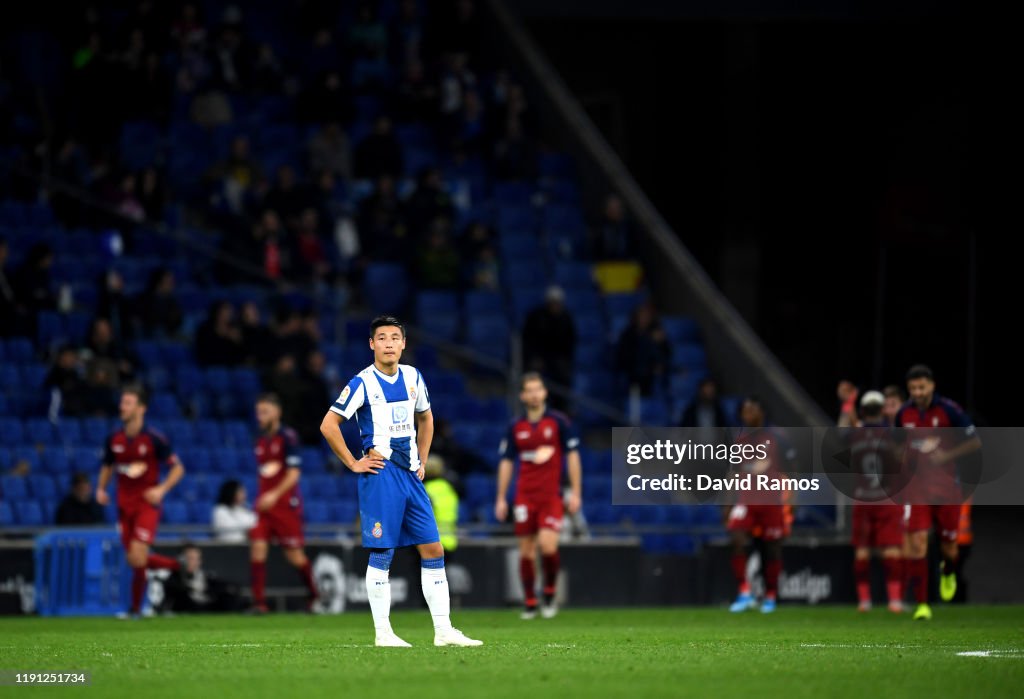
[894,394,976,502]
[846,421,901,502]
[103,425,174,509]
[499,410,579,502]
[254,426,302,509]
[735,427,796,504]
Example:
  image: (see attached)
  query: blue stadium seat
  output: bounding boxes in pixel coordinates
[415,290,459,318]
[363,263,409,313]
[662,316,701,344]
[538,152,575,178]
[299,448,324,472]
[180,448,211,474]
[604,293,643,318]
[305,500,330,523]
[304,474,337,499]
[58,419,84,445]
[332,502,358,524]
[162,501,190,524]
[496,205,535,232]
[14,500,44,526]
[543,205,586,236]
[0,502,12,526]
[148,394,181,419]
[40,448,70,474]
[0,417,24,444]
[672,343,708,372]
[81,418,110,442]
[3,337,33,362]
[498,233,542,261]
[463,291,505,315]
[502,261,548,288]
[223,421,252,447]
[28,474,57,499]
[195,422,223,447]
[1,476,29,499]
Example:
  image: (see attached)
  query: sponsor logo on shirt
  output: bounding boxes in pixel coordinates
[117,461,148,478]
[259,460,283,478]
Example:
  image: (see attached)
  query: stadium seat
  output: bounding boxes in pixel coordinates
[464,291,505,315]
[0,417,25,443]
[672,343,708,372]
[416,291,459,319]
[1,476,29,499]
[0,502,13,526]
[42,450,71,476]
[363,263,409,313]
[332,502,358,524]
[162,501,190,525]
[27,474,57,499]
[304,500,330,523]
[14,500,44,526]
[662,316,701,344]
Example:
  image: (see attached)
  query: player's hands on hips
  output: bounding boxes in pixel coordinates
[494,499,508,521]
[143,486,164,505]
[567,491,582,514]
[349,452,384,474]
[416,466,425,481]
[256,492,278,512]
[95,489,109,506]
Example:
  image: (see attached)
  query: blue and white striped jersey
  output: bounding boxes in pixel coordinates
[330,364,431,471]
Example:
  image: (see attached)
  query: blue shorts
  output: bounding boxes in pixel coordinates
[358,460,440,549]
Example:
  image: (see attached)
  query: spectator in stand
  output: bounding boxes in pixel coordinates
[45,345,90,417]
[393,59,437,123]
[254,209,293,283]
[0,237,19,336]
[251,42,288,94]
[55,472,106,525]
[293,350,333,444]
[615,303,670,397]
[354,115,404,179]
[493,120,536,181]
[110,172,146,223]
[263,354,305,425]
[136,268,184,339]
[349,1,388,59]
[210,6,251,92]
[83,316,136,384]
[207,135,263,215]
[268,308,317,366]
[307,122,352,181]
[404,167,454,238]
[11,243,56,316]
[212,479,257,543]
[138,166,167,220]
[263,165,307,225]
[836,379,860,427]
[438,52,476,129]
[592,194,633,260]
[96,270,132,343]
[195,301,244,366]
[239,301,275,367]
[390,0,424,66]
[432,416,486,476]
[358,175,408,263]
[417,220,460,289]
[291,208,332,285]
[681,377,728,428]
[882,384,906,426]
[522,286,576,410]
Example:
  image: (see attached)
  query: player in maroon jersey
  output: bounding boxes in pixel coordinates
[727,396,796,614]
[95,385,185,618]
[249,393,318,612]
[895,365,981,620]
[495,373,582,619]
[848,390,904,613]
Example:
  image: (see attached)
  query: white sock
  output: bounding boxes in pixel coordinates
[366,566,392,633]
[421,565,452,632]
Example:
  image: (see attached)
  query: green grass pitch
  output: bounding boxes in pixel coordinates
[1,607,1022,698]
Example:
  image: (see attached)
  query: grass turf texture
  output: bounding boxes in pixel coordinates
[1,607,1022,699]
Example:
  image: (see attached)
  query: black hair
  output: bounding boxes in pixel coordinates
[70,471,90,487]
[369,315,405,338]
[742,395,764,409]
[906,364,934,382]
[860,403,883,419]
[520,371,545,390]
[121,383,149,406]
[215,479,243,507]
[256,392,280,407]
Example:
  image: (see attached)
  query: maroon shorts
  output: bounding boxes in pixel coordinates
[904,503,959,541]
[851,504,904,549]
[117,503,161,549]
[513,496,564,537]
[250,507,305,548]
[727,503,788,541]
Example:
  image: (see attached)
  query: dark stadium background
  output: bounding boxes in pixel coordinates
[527,2,1003,425]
